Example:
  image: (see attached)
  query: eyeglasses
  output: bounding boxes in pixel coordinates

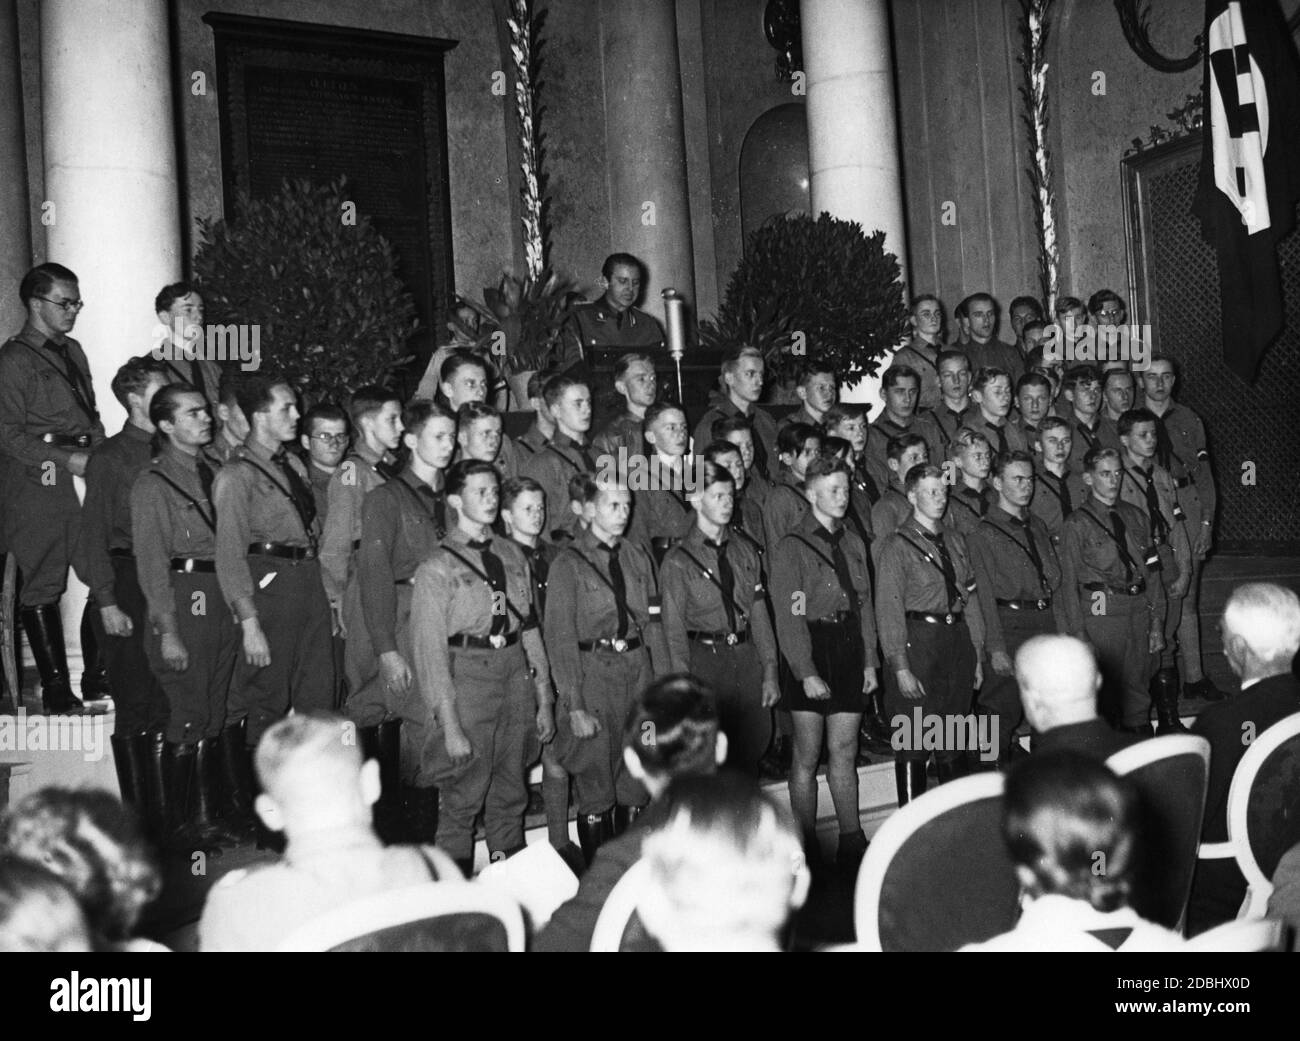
[36,296,84,313]
[309,433,349,444]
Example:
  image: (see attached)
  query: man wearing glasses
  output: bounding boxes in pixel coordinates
[0,263,105,714]
[298,404,350,524]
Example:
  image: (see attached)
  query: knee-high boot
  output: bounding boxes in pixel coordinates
[576,810,615,866]
[894,756,928,807]
[20,605,82,715]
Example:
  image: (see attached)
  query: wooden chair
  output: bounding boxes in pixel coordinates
[589,859,654,952]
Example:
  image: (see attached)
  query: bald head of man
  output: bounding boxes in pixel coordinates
[1016,635,1103,734]
[1222,583,1300,685]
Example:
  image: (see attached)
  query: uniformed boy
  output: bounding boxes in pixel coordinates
[874,463,987,802]
[931,350,976,447]
[409,460,556,875]
[145,281,222,415]
[1029,415,1084,545]
[1014,371,1054,445]
[1096,368,1135,451]
[770,457,879,869]
[626,401,694,564]
[456,400,524,479]
[299,403,349,524]
[714,413,773,510]
[1058,447,1163,734]
[702,440,766,557]
[944,428,995,536]
[660,461,779,774]
[513,370,555,460]
[522,373,597,543]
[864,365,942,491]
[591,352,656,461]
[823,403,879,537]
[1061,365,1104,471]
[891,293,946,412]
[966,451,1062,764]
[776,359,838,433]
[692,346,778,478]
[763,421,821,551]
[543,477,669,863]
[438,349,492,411]
[205,371,250,468]
[870,432,928,541]
[966,367,1027,459]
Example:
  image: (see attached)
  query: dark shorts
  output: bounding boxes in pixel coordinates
[780,618,867,716]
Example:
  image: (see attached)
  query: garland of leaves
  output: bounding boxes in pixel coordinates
[1018,0,1059,311]
[507,0,547,280]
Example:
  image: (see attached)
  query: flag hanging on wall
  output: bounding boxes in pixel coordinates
[1192,0,1300,381]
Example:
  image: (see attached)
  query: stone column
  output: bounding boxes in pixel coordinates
[598,0,697,307]
[0,0,31,334]
[801,0,909,403]
[40,0,182,686]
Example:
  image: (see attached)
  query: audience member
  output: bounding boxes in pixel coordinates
[0,856,93,953]
[1017,635,1137,760]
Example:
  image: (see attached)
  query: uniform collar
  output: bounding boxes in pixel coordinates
[163,443,201,471]
[15,320,71,351]
[122,421,153,444]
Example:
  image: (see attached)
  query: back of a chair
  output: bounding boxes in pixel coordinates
[855,774,1019,952]
[1182,917,1284,952]
[1229,712,1300,907]
[1107,734,1210,930]
[589,860,659,952]
[276,882,526,952]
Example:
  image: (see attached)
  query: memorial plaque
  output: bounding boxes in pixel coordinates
[205,14,456,342]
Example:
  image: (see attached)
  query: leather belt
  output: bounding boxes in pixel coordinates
[41,432,92,448]
[687,629,749,646]
[995,597,1052,611]
[448,631,520,650]
[171,557,216,574]
[108,548,135,559]
[578,636,643,653]
[248,542,316,561]
[1082,581,1146,596]
[394,577,415,587]
[808,610,858,626]
[906,610,964,625]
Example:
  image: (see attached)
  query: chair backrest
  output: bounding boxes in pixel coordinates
[275,881,526,952]
[1227,711,1300,903]
[854,773,1020,952]
[1181,917,1284,952]
[1107,734,1210,929]
[589,859,659,952]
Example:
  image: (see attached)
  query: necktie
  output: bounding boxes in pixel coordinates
[748,422,769,476]
[1135,468,1170,542]
[468,538,509,636]
[817,527,858,611]
[921,527,961,608]
[271,449,318,533]
[1154,416,1175,471]
[989,422,1009,458]
[420,485,447,538]
[705,538,738,632]
[599,542,630,637]
[1108,509,1137,582]
[375,457,401,482]
[1059,475,1073,516]
[189,360,208,405]
[574,439,597,473]
[196,458,216,504]
[854,460,880,505]
[527,544,549,614]
[1012,514,1049,591]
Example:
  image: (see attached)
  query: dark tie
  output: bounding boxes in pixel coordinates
[817,527,859,611]
[1135,468,1170,542]
[989,423,1009,458]
[1108,509,1137,582]
[420,485,447,538]
[575,440,597,473]
[854,460,880,505]
[1012,514,1049,591]
[1059,475,1073,516]
[749,427,769,477]
[527,544,550,615]
[1154,416,1175,471]
[921,527,961,608]
[375,457,401,482]
[468,538,509,636]
[705,538,738,632]
[196,458,216,504]
[599,542,630,637]
[271,449,318,533]
[50,342,97,421]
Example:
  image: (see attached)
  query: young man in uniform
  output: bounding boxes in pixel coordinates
[513,370,555,460]
[776,359,838,434]
[456,401,521,479]
[1009,295,1045,362]
[1117,407,1191,732]
[1029,416,1084,546]
[133,384,242,847]
[0,263,105,714]
[560,253,666,368]
[627,401,693,565]
[870,433,929,542]
[692,346,778,479]
[875,464,987,802]
[1061,365,1104,472]
[205,372,250,468]
[591,352,655,461]
[931,350,975,448]
[1014,371,1054,446]
[763,421,821,552]
[544,477,669,863]
[714,414,773,510]
[661,462,779,774]
[214,375,336,753]
[438,349,491,411]
[944,428,995,535]
[892,294,945,411]
[864,365,942,492]
[1058,447,1164,734]
[77,359,171,824]
[824,404,878,544]
[967,451,1062,765]
[1141,353,1222,702]
[702,440,766,556]
[967,367,1026,459]
[409,460,556,875]
[770,457,879,870]
[959,293,1023,378]
[1097,369,1135,451]
[146,282,223,416]
[522,373,597,543]
[299,403,349,523]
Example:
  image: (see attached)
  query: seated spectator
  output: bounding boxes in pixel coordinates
[199,712,462,951]
[1268,842,1300,950]
[1018,635,1137,760]
[0,856,93,953]
[534,673,726,952]
[0,787,164,952]
[638,772,809,953]
[1188,583,1300,933]
[962,752,1184,951]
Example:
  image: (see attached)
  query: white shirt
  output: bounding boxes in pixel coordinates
[959,894,1185,952]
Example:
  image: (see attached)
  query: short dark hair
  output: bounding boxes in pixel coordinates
[697,460,735,491]
[110,357,168,409]
[909,292,942,311]
[1022,318,1048,337]
[1009,295,1043,318]
[149,382,204,454]
[445,458,498,498]
[1102,368,1135,391]
[1117,407,1158,437]
[719,345,763,378]
[1038,415,1071,437]
[569,471,598,505]
[886,432,928,462]
[777,421,819,458]
[154,280,197,315]
[643,400,685,434]
[903,462,945,493]
[1063,365,1102,393]
[822,404,865,431]
[233,373,292,419]
[622,674,719,778]
[803,456,850,486]
[1015,372,1052,396]
[601,253,644,280]
[613,352,654,382]
[711,415,753,442]
[1054,295,1085,317]
[457,401,501,427]
[1083,446,1121,472]
[543,372,587,410]
[302,403,348,438]
[820,436,851,460]
[993,449,1036,479]
[972,366,1011,393]
[19,263,77,306]
[702,440,743,467]
[440,348,489,385]
[402,398,457,438]
[881,365,920,390]
[796,358,837,388]
[500,476,544,511]
[956,292,996,318]
[347,384,401,427]
[1087,289,1124,316]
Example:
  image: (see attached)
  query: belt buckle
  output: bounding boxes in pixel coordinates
[943,613,954,625]
[1035,599,1047,611]
[1128,583,1141,596]
[611,638,628,653]
[489,633,507,650]
[725,632,738,646]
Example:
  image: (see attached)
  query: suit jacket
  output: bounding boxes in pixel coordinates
[1033,718,1138,762]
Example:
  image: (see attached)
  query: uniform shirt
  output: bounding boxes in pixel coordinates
[732,485,767,554]
[512,537,559,620]
[495,436,523,481]
[770,511,880,680]
[1030,465,1086,545]
[357,468,447,657]
[515,421,550,459]
[660,524,777,674]
[864,412,943,492]
[965,338,1024,379]
[543,529,668,713]
[1148,400,1215,531]
[762,473,809,554]
[1096,414,1124,452]
[1118,459,1190,588]
[592,410,645,460]
[308,461,335,525]
[130,445,219,635]
[966,506,1063,659]
[690,392,779,480]
[959,894,1184,953]
[521,431,598,542]
[410,527,539,718]
[774,404,825,436]
[146,352,223,416]
[198,825,451,952]
[932,400,976,447]
[213,440,321,621]
[77,422,153,606]
[844,457,877,546]
[964,411,1029,459]
[627,455,694,555]
[0,323,104,472]
[203,433,242,469]
[874,518,987,672]
[944,482,996,536]
[870,485,912,543]
[1066,413,1103,472]
[1058,497,1159,636]
[319,447,398,604]
[891,339,943,412]
[559,301,665,366]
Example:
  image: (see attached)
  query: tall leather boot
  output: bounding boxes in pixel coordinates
[79,603,112,701]
[1153,668,1187,734]
[110,732,147,811]
[195,736,241,847]
[576,810,614,866]
[611,803,644,837]
[935,755,970,784]
[216,720,256,838]
[373,720,405,843]
[20,605,83,715]
[894,756,928,807]
[143,731,169,845]
[164,741,200,849]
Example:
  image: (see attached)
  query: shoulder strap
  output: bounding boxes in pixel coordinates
[15,340,99,424]
[439,544,531,628]
[978,516,1048,589]
[148,469,215,532]
[674,546,746,614]
[238,454,313,540]
[568,547,648,635]
[785,533,837,573]
[391,477,447,537]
